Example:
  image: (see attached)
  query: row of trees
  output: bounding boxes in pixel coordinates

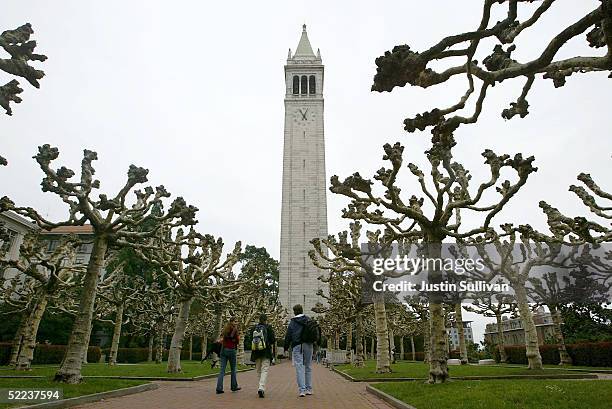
[310,0,611,384]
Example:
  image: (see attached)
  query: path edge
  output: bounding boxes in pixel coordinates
[365,385,417,409]
[15,383,158,409]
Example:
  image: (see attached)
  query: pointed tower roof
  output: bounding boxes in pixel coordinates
[294,24,315,57]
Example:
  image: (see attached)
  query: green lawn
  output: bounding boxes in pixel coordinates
[335,360,575,379]
[502,364,612,371]
[0,361,248,379]
[373,380,612,409]
[0,378,147,409]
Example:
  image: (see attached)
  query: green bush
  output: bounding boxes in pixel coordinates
[0,343,101,365]
[493,342,612,367]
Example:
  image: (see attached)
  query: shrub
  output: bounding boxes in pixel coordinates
[0,343,101,365]
[493,342,612,367]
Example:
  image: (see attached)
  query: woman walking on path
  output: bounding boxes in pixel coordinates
[216,317,241,394]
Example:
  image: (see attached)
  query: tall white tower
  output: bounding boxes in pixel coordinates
[279,25,328,314]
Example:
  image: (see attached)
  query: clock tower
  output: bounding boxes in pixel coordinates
[279,25,328,314]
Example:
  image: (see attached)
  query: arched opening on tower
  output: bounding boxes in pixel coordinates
[292,76,299,94]
[309,75,316,94]
[300,75,308,94]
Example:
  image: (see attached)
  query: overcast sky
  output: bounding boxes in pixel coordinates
[1,1,610,343]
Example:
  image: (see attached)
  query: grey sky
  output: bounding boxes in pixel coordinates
[1,1,610,343]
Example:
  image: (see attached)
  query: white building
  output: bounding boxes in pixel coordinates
[279,25,329,314]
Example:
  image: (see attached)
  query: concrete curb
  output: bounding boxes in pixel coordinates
[15,383,159,409]
[332,367,597,382]
[365,385,417,409]
[2,368,254,382]
[489,364,612,374]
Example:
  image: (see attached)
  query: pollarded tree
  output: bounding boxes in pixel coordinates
[132,228,241,373]
[463,293,517,363]
[0,23,47,165]
[0,145,197,383]
[0,232,84,370]
[311,222,397,373]
[371,1,612,135]
[96,258,146,366]
[328,136,536,382]
[540,170,611,244]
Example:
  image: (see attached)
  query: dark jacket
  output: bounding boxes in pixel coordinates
[284,314,310,351]
[249,323,276,361]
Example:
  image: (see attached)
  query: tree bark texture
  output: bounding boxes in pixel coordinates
[167,298,193,373]
[108,303,124,366]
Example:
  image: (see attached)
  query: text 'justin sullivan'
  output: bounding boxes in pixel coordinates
[372,280,510,292]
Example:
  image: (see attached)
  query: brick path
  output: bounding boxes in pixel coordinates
[75,361,392,409]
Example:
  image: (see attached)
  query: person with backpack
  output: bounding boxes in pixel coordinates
[249,314,276,398]
[283,304,320,397]
[215,317,241,394]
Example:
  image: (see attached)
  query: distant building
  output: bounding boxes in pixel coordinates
[1,210,94,283]
[447,321,474,350]
[484,307,556,346]
[1,211,37,281]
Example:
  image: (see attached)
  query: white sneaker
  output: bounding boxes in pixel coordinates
[306,390,313,395]
[299,392,306,397]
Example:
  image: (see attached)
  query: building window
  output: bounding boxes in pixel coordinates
[301,76,308,94]
[292,76,299,94]
[47,239,59,252]
[1,229,17,253]
[309,75,316,94]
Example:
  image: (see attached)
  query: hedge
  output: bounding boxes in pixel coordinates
[101,348,203,363]
[0,342,101,365]
[493,342,612,367]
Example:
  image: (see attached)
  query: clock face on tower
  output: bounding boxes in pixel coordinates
[294,107,316,127]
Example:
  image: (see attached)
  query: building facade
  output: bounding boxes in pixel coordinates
[484,308,556,346]
[447,321,474,350]
[279,25,329,314]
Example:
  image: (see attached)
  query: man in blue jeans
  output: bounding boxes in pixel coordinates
[284,304,313,397]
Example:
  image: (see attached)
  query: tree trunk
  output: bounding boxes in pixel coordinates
[55,236,107,383]
[428,301,448,382]
[16,296,48,371]
[373,292,391,373]
[399,336,405,361]
[427,243,448,383]
[495,312,507,363]
[9,319,26,367]
[410,336,415,361]
[455,304,468,365]
[388,328,396,364]
[167,297,192,373]
[188,335,193,361]
[200,332,207,361]
[108,303,124,366]
[346,325,353,362]
[549,305,572,365]
[81,319,94,364]
[353,316,364,367]
[237,328,245,365]
[147,332,154,362]
[370,337,375,360]
[155,324,164,364]
[334,330,340,349]
[514,284,543,370]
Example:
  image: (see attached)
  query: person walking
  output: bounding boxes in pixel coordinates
[249,314,276,398]
[215,317,241,394]
[284,304,319,397]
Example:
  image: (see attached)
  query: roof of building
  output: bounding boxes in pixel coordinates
[0,211,38,230]
[294,24,315,57]
[42,225,94,235]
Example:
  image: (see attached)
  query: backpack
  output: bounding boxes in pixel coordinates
[300,317,321,344]
[251,324,267,351]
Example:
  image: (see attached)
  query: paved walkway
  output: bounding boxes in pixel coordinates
[75,361,392,409]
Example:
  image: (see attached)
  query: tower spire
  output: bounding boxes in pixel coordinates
[294,24,315,57]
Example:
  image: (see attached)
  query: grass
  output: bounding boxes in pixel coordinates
[0,377,147,409]
[373,379,612,409]
[502,363,612,371]
[335,360,576,379]
[0,361,249,379]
